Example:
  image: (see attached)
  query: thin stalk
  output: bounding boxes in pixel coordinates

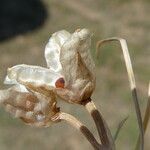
[84,100,115,150]
[135,82,150,150]
[143,82,150,133]
[96,38,144,150]
[53,112,102,150]
[113,116,129,141]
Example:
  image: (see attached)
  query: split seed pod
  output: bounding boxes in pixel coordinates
[0,28,95,126]
[0,83,59,127]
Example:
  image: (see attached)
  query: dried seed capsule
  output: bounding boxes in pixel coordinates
[55,77,65,88]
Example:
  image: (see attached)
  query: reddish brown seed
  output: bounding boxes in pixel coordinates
[55,77,65,88]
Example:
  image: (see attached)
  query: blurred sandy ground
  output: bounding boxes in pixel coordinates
[0,0,150,149]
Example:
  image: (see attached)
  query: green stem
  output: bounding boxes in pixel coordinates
[135,82,150,150]
[84,100,115,150]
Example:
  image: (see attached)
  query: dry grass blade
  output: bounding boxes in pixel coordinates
[135,82,150,150]
[96,38,136,89]
[96,38,144,150]
[84,100,115,150]
[53,112,102,150]
[113,116,129,141]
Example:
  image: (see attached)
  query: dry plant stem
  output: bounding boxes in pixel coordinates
[135,82,150,150]
[96,38,144,150]
[55,112,102,150]
[143,82,150,132]
[84,100,115,150]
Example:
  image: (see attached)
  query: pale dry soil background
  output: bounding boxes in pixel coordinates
[0,0,150,150]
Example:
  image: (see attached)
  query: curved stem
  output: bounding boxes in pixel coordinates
[53,112,102,150]
[96,38,144,150]
[113,116,129,141]
[84,100,115,150]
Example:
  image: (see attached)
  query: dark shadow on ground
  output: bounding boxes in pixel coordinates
[0,0,48,41]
